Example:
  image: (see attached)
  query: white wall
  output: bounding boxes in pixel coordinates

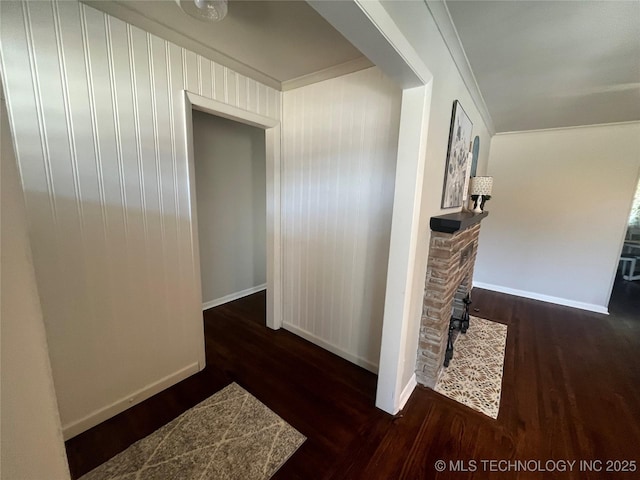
[282,67,401,371]
[378,1,493,390]
[1,91,70,480]
[0,0,280,438]
[193,111,266,307]
[475,122,640,312]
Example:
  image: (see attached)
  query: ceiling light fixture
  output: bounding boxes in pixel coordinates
[176,0,228,23]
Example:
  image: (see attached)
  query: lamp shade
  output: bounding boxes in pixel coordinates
[470,176,493,196]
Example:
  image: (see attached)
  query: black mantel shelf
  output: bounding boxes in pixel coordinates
[430,211,488,234]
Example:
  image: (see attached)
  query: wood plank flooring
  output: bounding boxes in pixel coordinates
[66,282,640,479]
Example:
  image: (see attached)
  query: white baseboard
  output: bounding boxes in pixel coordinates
[473,282,609,315]
[62,362,200,440]
[202,283,267,311]
[398,374,417,412]
[282,322,379,374]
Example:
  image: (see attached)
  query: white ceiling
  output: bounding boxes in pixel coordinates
[86,0,369,90]
[445,0,640,132]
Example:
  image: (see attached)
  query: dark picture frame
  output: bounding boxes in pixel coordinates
[441,100,473,208]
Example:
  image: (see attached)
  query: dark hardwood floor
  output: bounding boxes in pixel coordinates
[66,286,640,479]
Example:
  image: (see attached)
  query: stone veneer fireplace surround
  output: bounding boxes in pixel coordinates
[416,211,488,388]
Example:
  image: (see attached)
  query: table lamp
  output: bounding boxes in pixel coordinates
[470,176,493,213]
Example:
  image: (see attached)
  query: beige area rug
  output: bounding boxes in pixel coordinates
[80,383,305,480]
[434,316,508,419]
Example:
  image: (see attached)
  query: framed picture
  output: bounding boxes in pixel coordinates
[441,100,473,208]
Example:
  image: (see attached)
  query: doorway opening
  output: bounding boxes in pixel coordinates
[184,92,282,330]
[610,176,640,320]
[192,110,267,310]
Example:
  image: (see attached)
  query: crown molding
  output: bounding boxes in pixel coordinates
[83,0,282,90]
[496,119,640,136]
[281,56,373,91]
[424,1,495,135]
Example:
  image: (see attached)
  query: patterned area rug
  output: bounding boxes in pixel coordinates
[434,316,508,419]
[80,383,305,480]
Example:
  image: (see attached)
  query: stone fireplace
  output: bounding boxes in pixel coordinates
[416,211,488,388]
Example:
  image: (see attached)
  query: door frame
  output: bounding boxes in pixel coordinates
[308,0,435,414]
[183,91,282,330]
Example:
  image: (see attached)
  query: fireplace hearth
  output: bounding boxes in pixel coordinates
[416,211,488,388]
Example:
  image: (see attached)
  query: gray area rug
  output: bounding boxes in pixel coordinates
[434,316,508,419]
[79,383,305,480]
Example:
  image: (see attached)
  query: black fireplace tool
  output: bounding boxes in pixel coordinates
[444,294,471,367]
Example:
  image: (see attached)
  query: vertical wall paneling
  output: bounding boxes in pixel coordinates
[282,67,401,371]
[183,49,198,94]
[0,0,281,437]
[52,1,95,361]
[257,82,267,117]
[213,62,225,102]
[166,41,183,347]
[199,56,212,98]
[227,69,238,107]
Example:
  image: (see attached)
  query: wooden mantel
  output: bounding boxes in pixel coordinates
[430,211,488,234]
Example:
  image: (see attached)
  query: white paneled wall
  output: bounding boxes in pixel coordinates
[0,0,280,437]
[282,67,401,371]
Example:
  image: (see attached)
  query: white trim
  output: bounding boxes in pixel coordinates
[282,322,379,374]
[281,57,373,91]
[184,91,283,330]
[376,84,432,415]
[496,120,640,136]
[354,0,432,85]
[473,282,609,315]
[187,92,278,129]
[265,123,282,330]
[424,0,496,135]
[62,362,201,439]
[398,374,417,412]
[202,284,267,310]
[307,0,430,89]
